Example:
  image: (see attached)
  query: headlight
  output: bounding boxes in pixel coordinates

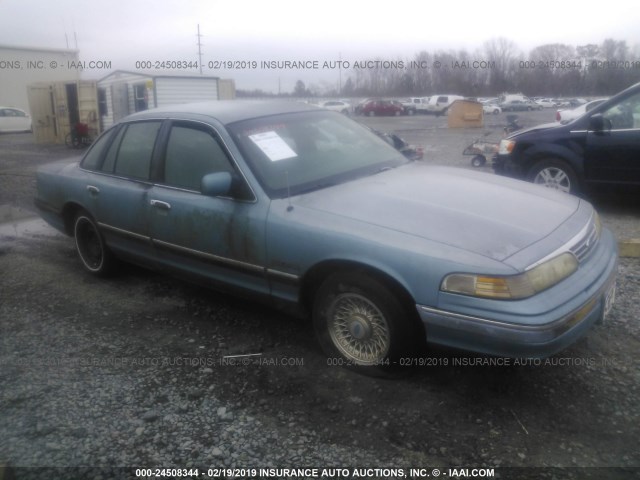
[498,139,516,154]
[441,252,578,300]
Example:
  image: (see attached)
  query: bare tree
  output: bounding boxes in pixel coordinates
[483,37,520,93]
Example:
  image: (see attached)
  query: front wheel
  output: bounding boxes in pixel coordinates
[527,158,579,194]
[471,155,487,167]
[74,212,115,275]
[313,272,417,375]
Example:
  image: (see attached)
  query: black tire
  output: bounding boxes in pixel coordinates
[471,155,487,167]
[73,212,115,276]
[313,271,418,375]
[527,158,580,194]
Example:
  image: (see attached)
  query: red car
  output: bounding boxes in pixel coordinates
[360,99,404,116]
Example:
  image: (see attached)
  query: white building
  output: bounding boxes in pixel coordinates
[0,44,80,111]
[97,71,234,130]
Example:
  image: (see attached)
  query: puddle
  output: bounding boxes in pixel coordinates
[0,216,61,243]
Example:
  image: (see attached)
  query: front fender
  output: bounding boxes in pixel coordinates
[520,140,586,178]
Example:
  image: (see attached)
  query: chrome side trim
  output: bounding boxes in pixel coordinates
[570,127,640,134]
[266,269,300,284]
[98,221,300,282]
[152,238,264,274]
[98,222,151,242]
[419,305,554,332]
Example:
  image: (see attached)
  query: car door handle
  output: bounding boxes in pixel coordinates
[150,199,171,211]
[86,185,100,195]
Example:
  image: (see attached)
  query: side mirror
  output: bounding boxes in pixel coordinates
[589,113,611,133]
[201,172,232,197]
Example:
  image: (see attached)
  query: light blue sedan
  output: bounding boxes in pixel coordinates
[35,101,618,374]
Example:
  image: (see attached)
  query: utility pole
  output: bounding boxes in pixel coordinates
[197,24,204,75]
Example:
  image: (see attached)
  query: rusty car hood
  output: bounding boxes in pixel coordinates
[291,164,582,263]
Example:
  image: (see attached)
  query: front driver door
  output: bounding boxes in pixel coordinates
[147,121,270,296]
[585,91,640,185]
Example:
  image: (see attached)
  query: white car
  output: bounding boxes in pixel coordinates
[481,100,501,115]
[0,107,32,133]
[535,99,556,108]
[556,99,608,123]
[400,97,430,114]
[321,100,351,114]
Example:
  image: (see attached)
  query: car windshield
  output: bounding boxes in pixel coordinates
[227,110,407,198]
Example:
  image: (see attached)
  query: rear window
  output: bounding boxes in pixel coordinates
[80,128,116,171]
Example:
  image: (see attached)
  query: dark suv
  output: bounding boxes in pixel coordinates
[493,81,640,194]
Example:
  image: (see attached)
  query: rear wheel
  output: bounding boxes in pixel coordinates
[74,212,115,275]
[313,272,417,375]
[527,158,579,194]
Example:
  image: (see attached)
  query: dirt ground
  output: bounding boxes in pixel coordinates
[1,124,639,480]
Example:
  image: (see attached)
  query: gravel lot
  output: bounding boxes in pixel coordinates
[1,110,639,480]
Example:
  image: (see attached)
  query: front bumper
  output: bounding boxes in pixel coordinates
[492,153,525,178]
[417,229,618,358]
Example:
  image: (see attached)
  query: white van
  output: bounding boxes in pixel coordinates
[425,94,464,114]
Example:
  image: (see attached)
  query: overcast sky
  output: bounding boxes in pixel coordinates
[1,0,639,93]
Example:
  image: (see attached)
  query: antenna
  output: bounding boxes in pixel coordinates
[285,171,293,212]
[197,24,204,75]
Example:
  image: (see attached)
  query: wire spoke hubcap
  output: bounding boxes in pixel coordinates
[327,293,390,365]
[76,218,103,270]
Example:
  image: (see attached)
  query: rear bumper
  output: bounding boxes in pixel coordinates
[417,230,618,358]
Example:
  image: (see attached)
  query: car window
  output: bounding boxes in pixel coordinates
[602,93,640,130]
[101,126,126,173]
[81,128,117,171]
[228,110,406,198]
[109,122,161,180]
[1,109,24,117]
[163,125,234,191]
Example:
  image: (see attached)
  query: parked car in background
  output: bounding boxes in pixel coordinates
[320,100,351,114]
[400,97,429,115]
[425,95,464,114]
[35,100,617,374]
[354,98,375,115]
[555,98,587,109]
[500,99,541,111]
[535,99,556,108]
[481,100,502,115]
[360,99,404,116]
[556,98,608,123]
[495,82,640,194]
[0,107,32,133]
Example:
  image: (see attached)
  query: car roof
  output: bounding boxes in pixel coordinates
[122,100,321,125]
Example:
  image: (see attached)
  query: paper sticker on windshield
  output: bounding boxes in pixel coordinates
[248,131,297,161]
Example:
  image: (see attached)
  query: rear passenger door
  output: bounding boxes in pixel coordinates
[147,121,270,295]
[84,121,162,262]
